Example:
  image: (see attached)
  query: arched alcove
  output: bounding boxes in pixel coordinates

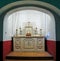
[3,7,56,41]
[1,1,59,61]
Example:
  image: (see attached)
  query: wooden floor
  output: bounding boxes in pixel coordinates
[6,51,53,61]
[6,51,52,57]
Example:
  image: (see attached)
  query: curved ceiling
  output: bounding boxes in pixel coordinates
[0,1,60,16]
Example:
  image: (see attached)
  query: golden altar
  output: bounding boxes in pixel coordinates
[13,36,45,52]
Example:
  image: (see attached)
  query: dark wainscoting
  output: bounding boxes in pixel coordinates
[56,41,60,61]
[0,41,3,61]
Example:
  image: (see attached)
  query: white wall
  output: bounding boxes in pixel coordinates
[3,10,56,41]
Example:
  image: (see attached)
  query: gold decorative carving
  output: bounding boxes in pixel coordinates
[26,32,31,36]
[15,39,21,49]
[37,38,43,49]
[23,38,34,49]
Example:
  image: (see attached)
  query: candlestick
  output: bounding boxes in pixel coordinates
[16,29,18,36]
[40,29,42,36]
[34,27,38,35]
[19,27,22,35]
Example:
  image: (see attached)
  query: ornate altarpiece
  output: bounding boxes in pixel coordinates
[13,22,45,51]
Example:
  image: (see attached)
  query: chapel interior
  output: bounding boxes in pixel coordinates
[4,10,55,61]
[0,1,59,61]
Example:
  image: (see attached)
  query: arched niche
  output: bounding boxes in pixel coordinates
[0,1,59,41]
[3,7,56,41]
